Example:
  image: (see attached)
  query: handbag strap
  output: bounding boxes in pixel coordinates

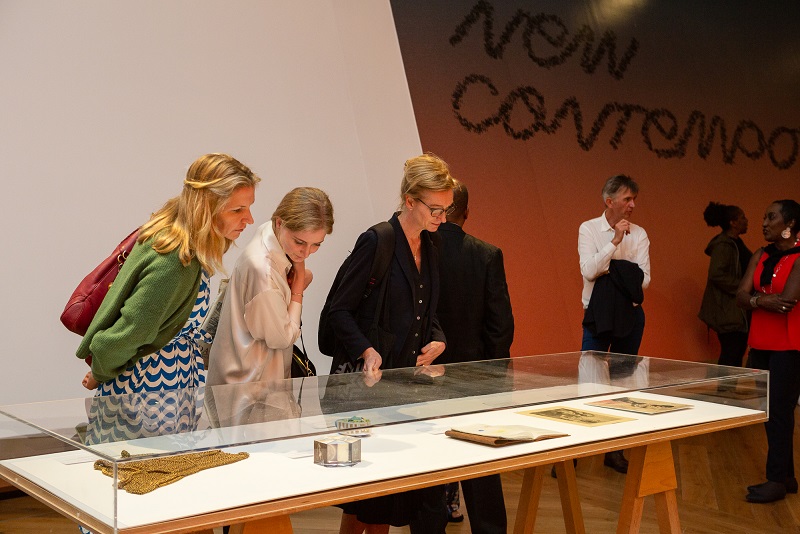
[295,329,307,409]
[298,329,307,356]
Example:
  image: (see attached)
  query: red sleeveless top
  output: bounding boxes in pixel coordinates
[749,250,800,351]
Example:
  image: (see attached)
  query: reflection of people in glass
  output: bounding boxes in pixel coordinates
[736,200,800,503]
[82,389,202,446]
[204,380,300,432]
[698,202,752,366]
[207,188,333,386]
[326,153,455,533]
[578,352,649,391]
[77,154,258,395]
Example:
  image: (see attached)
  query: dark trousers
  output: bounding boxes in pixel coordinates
[461,475,507,534]
[409,484,448,534]
[717,331,749,367]
[581,306,645,355]
[412,476,505,534]
[747,348,800,482]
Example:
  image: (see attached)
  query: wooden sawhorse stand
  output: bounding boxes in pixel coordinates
[514,441,680,534]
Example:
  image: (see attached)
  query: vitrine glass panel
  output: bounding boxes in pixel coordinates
[0,352,768,533]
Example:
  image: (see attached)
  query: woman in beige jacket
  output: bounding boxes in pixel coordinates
[207,187,333,387]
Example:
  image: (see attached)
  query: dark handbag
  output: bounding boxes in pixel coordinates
[291,335,316,378]
[60,228,140,336]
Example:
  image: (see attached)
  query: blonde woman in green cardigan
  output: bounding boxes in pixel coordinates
[78,153,260,396]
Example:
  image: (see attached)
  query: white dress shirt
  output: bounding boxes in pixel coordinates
[206,222,302,386]
[578,212,651,308]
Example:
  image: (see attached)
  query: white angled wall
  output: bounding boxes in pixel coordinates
[0,0,421,404]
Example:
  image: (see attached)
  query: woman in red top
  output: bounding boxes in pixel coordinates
[737,199,800,503]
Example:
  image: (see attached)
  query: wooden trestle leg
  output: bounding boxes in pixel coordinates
[514,461,585,534]
[616,442,680,534]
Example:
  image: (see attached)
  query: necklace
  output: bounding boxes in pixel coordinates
[765,239,800,293]
[410,241,421,262]
[768,255,791,286]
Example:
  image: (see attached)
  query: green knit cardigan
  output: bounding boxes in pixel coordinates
[76,240,202,383]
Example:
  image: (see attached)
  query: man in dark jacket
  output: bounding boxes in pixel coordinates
[417,179,513,533]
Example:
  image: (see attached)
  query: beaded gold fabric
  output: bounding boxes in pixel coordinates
[94,449,249,495]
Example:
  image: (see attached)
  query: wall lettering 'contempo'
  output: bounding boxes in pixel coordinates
[451,75,798,170]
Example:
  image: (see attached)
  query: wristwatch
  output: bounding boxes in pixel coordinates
[749,295,760,308]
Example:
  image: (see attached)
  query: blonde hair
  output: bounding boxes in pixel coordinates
[271,187,334,234]
[397,153,456,212]
[138,153,261,275]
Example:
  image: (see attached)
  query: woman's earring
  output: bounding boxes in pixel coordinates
[782,227,792,239]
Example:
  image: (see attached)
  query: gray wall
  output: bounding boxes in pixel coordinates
[0,1,421,404]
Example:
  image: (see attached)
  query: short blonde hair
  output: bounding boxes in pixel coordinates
[271,187,334,235]
[139,153,261,275]
[397,153,456,212]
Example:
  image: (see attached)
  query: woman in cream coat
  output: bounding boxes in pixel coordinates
[207,187,333,387]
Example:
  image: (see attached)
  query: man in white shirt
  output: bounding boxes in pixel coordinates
[577,174,650,473]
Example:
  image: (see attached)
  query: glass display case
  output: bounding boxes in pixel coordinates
[0,352,768,533]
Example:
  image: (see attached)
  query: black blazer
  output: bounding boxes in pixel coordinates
[582,259,644,338]
[436,222,514,364]
[328,214,445,372]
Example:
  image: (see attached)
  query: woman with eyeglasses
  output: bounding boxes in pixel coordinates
[326,153,455,533]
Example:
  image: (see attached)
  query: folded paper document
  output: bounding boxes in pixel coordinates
[445,424,568,447]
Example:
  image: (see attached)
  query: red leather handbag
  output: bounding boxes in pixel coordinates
[61,229,140,336]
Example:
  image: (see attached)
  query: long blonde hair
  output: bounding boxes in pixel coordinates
[139,153,261,275]
[271,187,334,235]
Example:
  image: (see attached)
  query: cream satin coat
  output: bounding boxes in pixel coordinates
[206,222,302,387]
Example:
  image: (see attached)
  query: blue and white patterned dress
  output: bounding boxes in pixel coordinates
[83,271,212,445]
[97,269,211,395]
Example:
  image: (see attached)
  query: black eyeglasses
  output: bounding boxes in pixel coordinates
[414,197,455,218]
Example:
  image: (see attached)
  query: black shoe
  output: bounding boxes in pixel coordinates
[746,481,787,503]
[747,478,798,494]
[604,451,628,474]
[447,510,464,523]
